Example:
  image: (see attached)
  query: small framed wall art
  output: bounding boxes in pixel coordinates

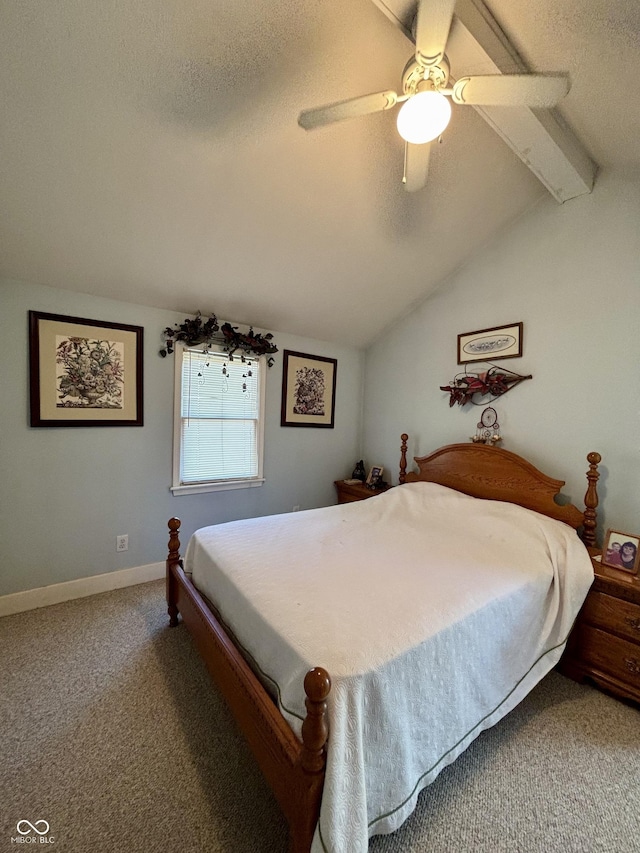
[458,322,523,365]
[602,528,640,574]
[29,311,144,427]
[281,350,337,428]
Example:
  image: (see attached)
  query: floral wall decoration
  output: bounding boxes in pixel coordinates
[56,336,124,408]
[159,312,278,389]
[440,363,532,407]
[29,311,143,427]
[280,350,337,428]
[159,312,277,364]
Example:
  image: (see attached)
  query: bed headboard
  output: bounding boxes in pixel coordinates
[398,435,601,544]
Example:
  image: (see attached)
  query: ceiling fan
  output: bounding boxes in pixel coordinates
[297,0,570,192]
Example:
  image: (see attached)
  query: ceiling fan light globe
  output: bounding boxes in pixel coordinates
[396,91,451,144]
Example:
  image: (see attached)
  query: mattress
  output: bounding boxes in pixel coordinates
[184,481,593,853]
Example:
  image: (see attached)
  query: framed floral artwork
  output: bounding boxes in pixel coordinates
[280,350,337,428]
[29,311,144,427]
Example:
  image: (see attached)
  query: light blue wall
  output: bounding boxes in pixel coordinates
[1,279,364,595]
[363,169,640,542]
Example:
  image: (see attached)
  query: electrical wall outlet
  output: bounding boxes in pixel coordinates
[116,534,129,552]
[292,505,300,512]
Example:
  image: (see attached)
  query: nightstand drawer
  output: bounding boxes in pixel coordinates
[339,491,367,503]
[577,625,640,686]
[334,480,391,504]
[581,591,640,642]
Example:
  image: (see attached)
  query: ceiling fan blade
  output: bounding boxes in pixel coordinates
[452,74,570,107]
[414,0,456,67]
[298,91,399,130]
[403,141,431,193]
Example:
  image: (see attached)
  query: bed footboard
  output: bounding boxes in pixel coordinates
[166,518,330,853]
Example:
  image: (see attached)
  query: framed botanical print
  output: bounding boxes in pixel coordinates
[29,311,144,427]
[280,350,337,428]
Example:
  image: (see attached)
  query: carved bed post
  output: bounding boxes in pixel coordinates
[286,667,331,853]
[301,667,331,773]
[399,433,409,484]
[167,517,181,627]
[582,452,601,549]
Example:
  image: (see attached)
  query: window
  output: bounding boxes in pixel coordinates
[172,346,265,495]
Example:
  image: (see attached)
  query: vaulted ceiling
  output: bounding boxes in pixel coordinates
[2,0,639,347]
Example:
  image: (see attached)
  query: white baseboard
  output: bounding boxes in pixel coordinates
[0,562,165,618]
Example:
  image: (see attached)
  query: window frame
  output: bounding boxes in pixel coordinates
[171,343,266,495]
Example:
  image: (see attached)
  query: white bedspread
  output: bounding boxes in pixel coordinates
[184,482,593,853]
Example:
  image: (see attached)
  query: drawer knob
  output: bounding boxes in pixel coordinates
[624,658,640,675]
[624,616,640,632]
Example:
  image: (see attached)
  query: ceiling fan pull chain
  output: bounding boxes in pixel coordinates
[402,142,409,185]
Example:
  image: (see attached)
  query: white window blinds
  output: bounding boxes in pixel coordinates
[179,349,261,485]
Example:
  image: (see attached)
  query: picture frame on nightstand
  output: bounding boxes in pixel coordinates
[602,528,640,574]
[365,466,384,487]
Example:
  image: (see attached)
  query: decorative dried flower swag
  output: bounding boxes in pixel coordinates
[159,311,278,367]
[440,363,532,407]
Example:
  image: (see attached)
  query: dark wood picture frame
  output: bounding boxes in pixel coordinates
[602,528,640,574]
[29,310,144,427]
[280,350,337,428]
[457,322,523,364]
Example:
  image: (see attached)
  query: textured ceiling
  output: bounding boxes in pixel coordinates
[1,0,639,347]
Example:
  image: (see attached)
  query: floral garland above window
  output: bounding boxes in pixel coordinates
[159,312,278,367]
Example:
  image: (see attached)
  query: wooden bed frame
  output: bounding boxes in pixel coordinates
[166,437,601,853]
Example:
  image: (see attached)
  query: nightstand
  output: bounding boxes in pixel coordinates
[334,480,391,504]
[559,549,640,704]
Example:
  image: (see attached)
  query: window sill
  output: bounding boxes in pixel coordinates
[171,478,265,496]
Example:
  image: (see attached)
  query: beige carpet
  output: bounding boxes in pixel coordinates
[1,580,638,852]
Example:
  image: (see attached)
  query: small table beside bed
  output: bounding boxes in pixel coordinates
[166,436,601,853]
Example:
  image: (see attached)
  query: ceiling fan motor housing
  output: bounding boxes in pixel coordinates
[402,56,450,95]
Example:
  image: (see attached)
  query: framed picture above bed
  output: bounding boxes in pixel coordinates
[29,311,144,427]
[280,350,337,428]
[458,322,523,364]
[602,528,640,574]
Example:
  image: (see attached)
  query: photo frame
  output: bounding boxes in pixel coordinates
[29,311,144,427]
[280,350,337,428]
[601,528,640,574]
[365,466,384,487]
[458,322,523,365]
